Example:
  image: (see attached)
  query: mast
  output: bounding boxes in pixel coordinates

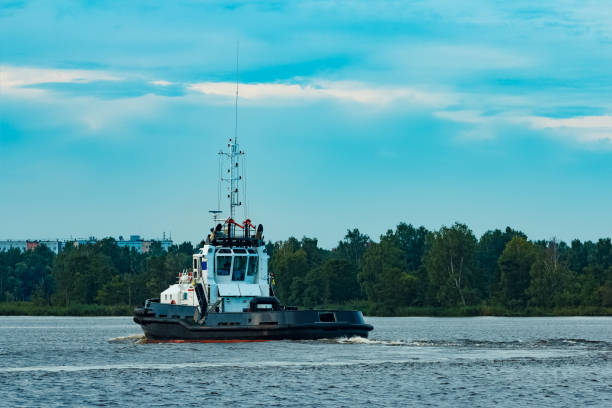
[215,138,243,238]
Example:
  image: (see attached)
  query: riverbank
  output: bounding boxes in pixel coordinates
[2,301,611,317]
[314,300,612,317]
[0,302,132,316]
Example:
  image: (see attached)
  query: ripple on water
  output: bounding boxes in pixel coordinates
[1,316,611,407]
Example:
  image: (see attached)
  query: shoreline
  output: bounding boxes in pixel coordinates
[1,302,611,318]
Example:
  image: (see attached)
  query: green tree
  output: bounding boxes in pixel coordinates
[174,241,195,256]
[148,241,164,257]
[96,275,129,305]
[300,237,329,268]
[13,262,28,301]
[527,240,575,308]
[424,223,477,306]
[576,272,600,306]
[334,229,371,269]
[382,223,428,270]
[302,259,360,306]
[600,281,612,307]
[359,239,418,313]
[475,227,526,299]
[0,248,24,302]
[142,252,191,300]
[268,238,308,303]
[52,245,116,305]
[567,239,588,273]
[268,237,329,304]
[498,237,536,308]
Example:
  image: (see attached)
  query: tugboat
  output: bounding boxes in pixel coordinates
[133,98,373,343]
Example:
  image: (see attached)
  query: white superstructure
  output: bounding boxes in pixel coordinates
[161,243,270,312]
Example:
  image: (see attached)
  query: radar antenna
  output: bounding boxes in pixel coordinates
[218,42,244,237]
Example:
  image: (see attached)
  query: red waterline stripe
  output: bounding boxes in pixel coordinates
[145,339,271,344]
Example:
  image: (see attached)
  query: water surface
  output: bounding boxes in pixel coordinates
[1,316,610,407]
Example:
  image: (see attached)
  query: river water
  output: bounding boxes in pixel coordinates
[0,316,610,407]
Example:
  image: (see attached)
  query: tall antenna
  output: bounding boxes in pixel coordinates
[235,41,239,144]
[217,42,244,237]
[210,42,242,230]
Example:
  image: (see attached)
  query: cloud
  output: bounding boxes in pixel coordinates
[151,80,173,86]
[528,115,612,130]
[3,62,610,146]
[188,80,454,107]
[0,66,120,88]
[29,80,185,99]
[1,65,453,109]
[0,66,188,101]
[527,115,612,143]
[435,109,612,144]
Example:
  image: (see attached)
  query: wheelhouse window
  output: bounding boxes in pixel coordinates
[193,259,198,269]
[216,255,232,276]
[247,256,258,276]
[232,256,247,281]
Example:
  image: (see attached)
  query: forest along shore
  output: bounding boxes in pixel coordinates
[1,301,611,317]
[1,222,611,316]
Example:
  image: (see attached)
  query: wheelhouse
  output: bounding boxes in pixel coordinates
[159,243,270,312]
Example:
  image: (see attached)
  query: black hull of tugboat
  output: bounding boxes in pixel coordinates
[133,301,373,341]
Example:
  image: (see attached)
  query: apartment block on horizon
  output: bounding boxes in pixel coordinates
[1,234,172,255]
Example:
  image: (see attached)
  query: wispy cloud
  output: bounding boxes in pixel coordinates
[528,115,612,143]
[435,109,612,144]
[5,63,610,146]
[0,66,120,88]
[528,115,612,130]
[150,80,174,87]
[189,80,454,107]
[1,66,453,109]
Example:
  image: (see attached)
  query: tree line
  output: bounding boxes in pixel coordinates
[0,239,194,308]
[267,223,612,314]
[1,223,612,315]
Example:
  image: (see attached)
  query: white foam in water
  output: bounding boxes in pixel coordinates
[334,336,408,346]
[105,334,406,346]
[108,334,146,343]
[0,359,421,373]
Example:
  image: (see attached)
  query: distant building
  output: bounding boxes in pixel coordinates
[63,237,97,250]
[117,235,144,252]
[1,234,172,255]
[116,234,173,254]
[27,240,64,254]
[0,240,63,254]
[0,240,27,253]
[141,240,151,254]
[160,238,173,252]
[40,240,63,254]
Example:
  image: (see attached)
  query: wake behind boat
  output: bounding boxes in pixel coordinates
[133,77,372,341]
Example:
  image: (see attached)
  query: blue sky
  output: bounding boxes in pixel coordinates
[1,0,612,248]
